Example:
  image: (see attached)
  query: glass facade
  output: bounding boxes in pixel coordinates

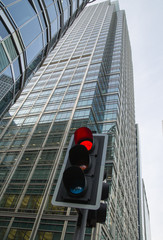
[0,1,140,239]
[0,0,88,119]
[141,180,151,240]
[136,124,151,240]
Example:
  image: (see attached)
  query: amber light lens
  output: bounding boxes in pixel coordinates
[74,127,93,151]
[79,163,89,171]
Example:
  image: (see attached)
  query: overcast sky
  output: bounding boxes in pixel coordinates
[90,0,163,239]
[118,1,163,239]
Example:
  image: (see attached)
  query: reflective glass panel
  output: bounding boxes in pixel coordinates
[0,66,12,85]
[0,43,9,72]
[33,0,42,12]
[13,58,21,80]
[44,0,53,6]
[4,36,18,61]
[62,0,68,9]
[72,0,77,14]
[1,0,16,5]
[47,4,57,22]
[51,20,58,38]
[0,18,9,39]
[0,66,13,103]
[20,17,42,46]
[7,0,36,27]
[39,13,46,30]
[26,35,43,65]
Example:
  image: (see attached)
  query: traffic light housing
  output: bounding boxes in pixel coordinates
[87,174,110,227]
[52,127,108,210]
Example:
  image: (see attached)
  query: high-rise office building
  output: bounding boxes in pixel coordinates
[0,0,88,119]
[0,0,140,239]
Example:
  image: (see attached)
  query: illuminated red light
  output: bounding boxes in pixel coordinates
[80,140,93,151]
[74,127,93,151]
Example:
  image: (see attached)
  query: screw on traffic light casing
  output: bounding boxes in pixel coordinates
[52,127,108,210]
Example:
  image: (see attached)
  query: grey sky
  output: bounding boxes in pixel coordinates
[89,0,163,239]
[118,1,163,239]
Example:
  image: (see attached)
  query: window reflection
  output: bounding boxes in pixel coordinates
[33,0,42,13]
[39,13,47,30]
[0,66,13,114]
[20,17,42,47]
[4,36,18,61]
[47,4,57,22]
[51,20,58,38]
[7,0,36,27]
[0,18,9,39]
[0,43,9,72]
[1,0,17,5]
[26,35,43,65]
[72,0,77,14]
[61,0,70,24]
[44,0,54,7]
[0,66,12,87]
[7,229,31,240]
[13,58,21,80]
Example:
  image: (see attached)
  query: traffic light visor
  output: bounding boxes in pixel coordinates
[74,127,93,151]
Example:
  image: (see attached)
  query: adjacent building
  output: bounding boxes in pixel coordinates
[136,124,151,240]
[0,0,88,119]
[142,180,151,240]
[0,0,148,239]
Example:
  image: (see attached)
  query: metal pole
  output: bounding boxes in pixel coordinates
[73,209,88,240]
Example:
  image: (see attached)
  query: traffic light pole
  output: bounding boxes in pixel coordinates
[73,209,88,240]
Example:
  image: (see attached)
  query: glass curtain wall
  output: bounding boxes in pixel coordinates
[0,0,88,119]
[0,1,139,239]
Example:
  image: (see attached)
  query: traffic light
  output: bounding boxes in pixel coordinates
[52,127,108,210]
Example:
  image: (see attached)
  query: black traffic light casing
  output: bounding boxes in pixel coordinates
[87,203,107,227]
[52,127,108,210]
[86,174,110,227]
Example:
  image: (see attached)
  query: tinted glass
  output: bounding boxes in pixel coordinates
[15,77,21,94]
[20,17,41,46]
[0,43,9,72]
[0,19,9,39]
[39,13,46,29]
[33,0,42,12]
[47,4,57,22]
[79,0,83,5]
[4,36,17,61]
[44,0,53,6]
[51,20,58,38]
[8,0,35,27]
[62,0,68,9]
[1,0,17,5]
[44,0,54,6]
[0,66,13,99]
[26,35,43,64]
[13,58,21,80]
[72,0,77,14]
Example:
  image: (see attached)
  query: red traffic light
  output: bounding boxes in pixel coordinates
[74,127,93,151]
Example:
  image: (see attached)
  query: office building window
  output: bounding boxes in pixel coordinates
[0,18,10,39]
[7,0,36,27]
